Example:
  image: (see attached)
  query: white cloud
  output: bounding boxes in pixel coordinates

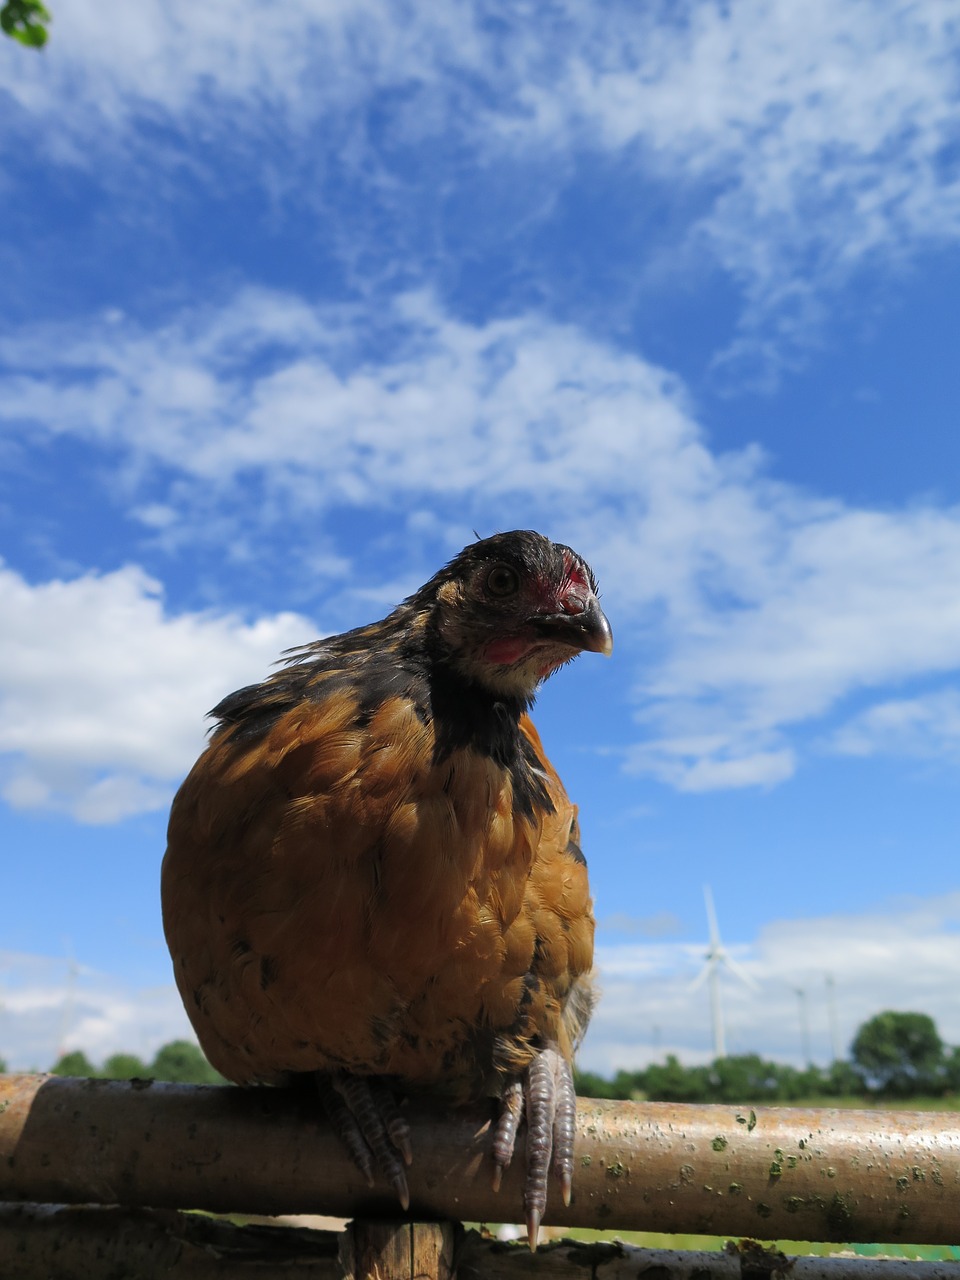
[554,0,960,333]
[4,0,958,346]
[624,501,960,789]
[0,560,316,822]
[0,950,194,1071]
[830,686,960,762]
[5,289,960,797]
[0,287,702,536]
[583,891,960,1074]
[1,0,483,142]
[7,893,960,1076]
[651,748,797,793]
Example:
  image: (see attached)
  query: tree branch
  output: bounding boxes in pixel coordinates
[1,1074,958,1244]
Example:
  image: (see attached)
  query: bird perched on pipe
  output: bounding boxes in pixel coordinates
[161,529,612,1247]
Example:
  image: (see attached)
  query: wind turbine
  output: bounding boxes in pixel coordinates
[825,973,841,1062]
[55,938,93,1062]
[56,947,80,1061]
[689,885,758,1059]
[795,986,811,1065]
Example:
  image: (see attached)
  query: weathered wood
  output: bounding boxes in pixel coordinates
[339,1219,456,1280]
[458,1234,960,1278]
[0,1202,341,1278]
[457,1231,743,1278]
[1,1208,959,1280]
[2,1074,960,1243]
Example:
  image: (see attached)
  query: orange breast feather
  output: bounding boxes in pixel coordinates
[162,690,594,1097]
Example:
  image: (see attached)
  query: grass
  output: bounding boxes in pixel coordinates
[762,1093,960,1111]
[544,1227,960,1262]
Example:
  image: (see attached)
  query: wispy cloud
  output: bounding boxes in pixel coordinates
[587,891,960,1073]
[0,289,692,503]
[4,1,957,354]
[6,894,960,1073]
[830,686,960,763]
[1,0,488,156]
[551,0,960,358]
[0,287,698,574]
[0,949,192,1071]
[629,504,960,789]
[4,289,960,807]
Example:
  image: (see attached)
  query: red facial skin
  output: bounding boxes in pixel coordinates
[484,553,597,673]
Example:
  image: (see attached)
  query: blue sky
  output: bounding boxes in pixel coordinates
[2,0,960,1075]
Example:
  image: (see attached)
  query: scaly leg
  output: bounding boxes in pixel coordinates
[316,1073,413,1209]
[490,1044,577,1250]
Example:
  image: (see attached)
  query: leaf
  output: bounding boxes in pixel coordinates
[1,0,51,47]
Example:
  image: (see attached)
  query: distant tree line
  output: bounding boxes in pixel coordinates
[575,1011,960,1103]
[2,1010,956,1100]
[46,1040,225,1084]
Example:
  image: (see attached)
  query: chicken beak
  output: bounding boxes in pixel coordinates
[535,595,614,656]
[579,596,614,656]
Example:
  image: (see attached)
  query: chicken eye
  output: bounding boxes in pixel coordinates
[486,564,520,597]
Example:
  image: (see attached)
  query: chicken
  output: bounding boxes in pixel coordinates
[161,529,612,1246]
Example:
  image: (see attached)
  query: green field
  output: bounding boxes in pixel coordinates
[550,1229,960,1262]
[778,1093,960,1111]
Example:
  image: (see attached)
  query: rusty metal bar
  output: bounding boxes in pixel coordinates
[1,1074,959,1244]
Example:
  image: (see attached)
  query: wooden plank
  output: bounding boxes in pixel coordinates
[0,1202,341,1278]
[2,1209,958,1280]
[339,1220,456,1280]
